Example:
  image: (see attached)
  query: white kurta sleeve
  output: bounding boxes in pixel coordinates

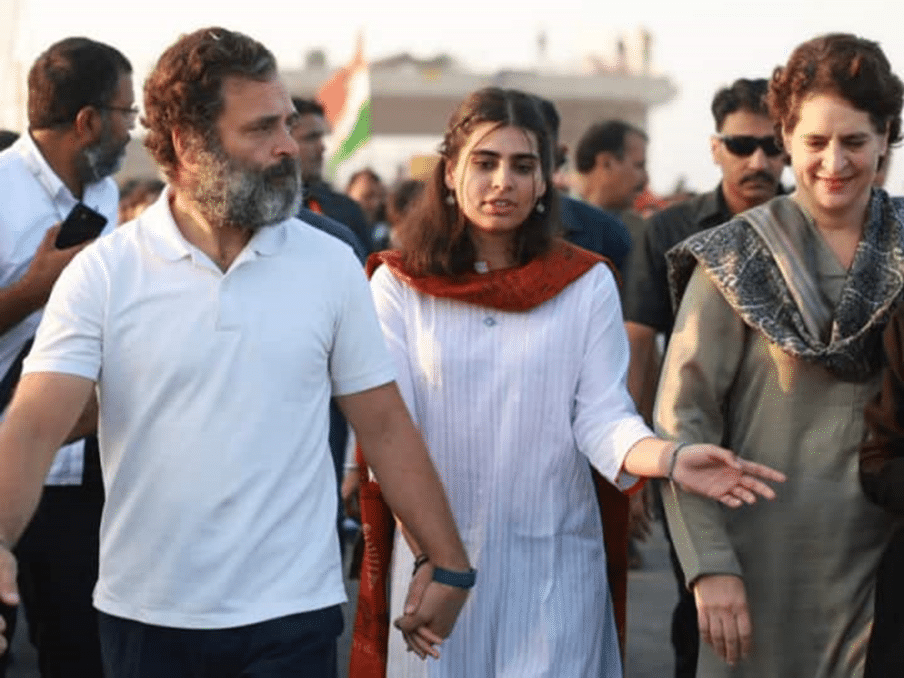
[572,265,654,486]
[656,265,746,585]
[369,266,420,427]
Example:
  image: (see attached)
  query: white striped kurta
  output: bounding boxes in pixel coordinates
[370,262,653,677]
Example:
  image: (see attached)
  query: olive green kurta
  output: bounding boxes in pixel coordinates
[657,236,894,678]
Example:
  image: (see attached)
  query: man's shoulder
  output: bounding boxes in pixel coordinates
[645,189,724,247]
[0,145,35,193]
[309,183,363,217]
[284,216,363,267]
[560,195,631,265]
[561,195,624,227]
[296,208,366,263]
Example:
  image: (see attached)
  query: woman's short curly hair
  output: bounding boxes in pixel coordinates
[143,27,277,179]
[768,33,903,145]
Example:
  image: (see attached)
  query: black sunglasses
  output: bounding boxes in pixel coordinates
[718,135,782,157]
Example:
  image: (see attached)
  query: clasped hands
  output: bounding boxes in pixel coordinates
[393,560,469,660]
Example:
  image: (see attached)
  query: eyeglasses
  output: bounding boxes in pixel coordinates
[718,135,782,158]
[99,105,139,120]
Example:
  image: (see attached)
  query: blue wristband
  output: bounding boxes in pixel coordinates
[431,566,477,589]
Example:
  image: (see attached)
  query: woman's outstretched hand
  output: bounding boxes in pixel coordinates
[671,444,786,507]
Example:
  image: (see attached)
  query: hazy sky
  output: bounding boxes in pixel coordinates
[10,0,904,194]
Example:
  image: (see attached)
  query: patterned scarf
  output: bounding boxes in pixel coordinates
[666,190,904,382]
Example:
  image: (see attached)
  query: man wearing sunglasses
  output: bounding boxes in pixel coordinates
[623,77,785,678]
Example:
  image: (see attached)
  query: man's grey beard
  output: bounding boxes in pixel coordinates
[79,120,127,183]
[193,146,302,232]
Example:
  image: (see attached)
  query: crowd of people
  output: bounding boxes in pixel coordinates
[0,25,900,678]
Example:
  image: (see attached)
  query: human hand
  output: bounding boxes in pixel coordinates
[395,560,441,659]
[672,444,786,507]
[340,468,361,521]
[0,543,20,655]
[19,225,91,308]
[693,574,751,665]
[393,574,469,661]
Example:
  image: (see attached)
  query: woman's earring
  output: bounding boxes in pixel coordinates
[535,201,546,214]
[445,193,456,206]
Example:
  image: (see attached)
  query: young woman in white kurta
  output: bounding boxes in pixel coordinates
[365,88,785,675]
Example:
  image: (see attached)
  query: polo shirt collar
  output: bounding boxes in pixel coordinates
[142,186,288,262]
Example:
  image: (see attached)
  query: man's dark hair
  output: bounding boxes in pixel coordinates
[711,78,770,131]
[574,120,647,173]
[27,37,131,130]
[292,97,325,118]
[143,27,277,179]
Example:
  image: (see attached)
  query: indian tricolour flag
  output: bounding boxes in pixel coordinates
[317,35,370,178]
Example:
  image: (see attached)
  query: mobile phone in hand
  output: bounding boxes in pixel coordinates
[55,203,107,249]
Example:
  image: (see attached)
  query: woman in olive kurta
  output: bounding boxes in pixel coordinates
[656,34,904,677]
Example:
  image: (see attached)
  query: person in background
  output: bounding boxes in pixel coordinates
[860,299,904,677]
[657,33,904,677]
[385,179,424,249]
[0,37,134,678]
[118,178,164,223]
[291,97,373,252]
[347,168,390,250]
[574,118,649,280]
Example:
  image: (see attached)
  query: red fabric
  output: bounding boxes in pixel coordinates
[365,240,607,312]
[348,445,395,678]
[350,240,633,675]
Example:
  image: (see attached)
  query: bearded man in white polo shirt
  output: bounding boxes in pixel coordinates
[0,27,471,678]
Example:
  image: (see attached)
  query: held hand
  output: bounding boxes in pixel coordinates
[672,444,786,507]
[0,544,20,655]
[397,562,441,659]
[19,225,91,307]
[393,578,469,661]
[693,574,752,666]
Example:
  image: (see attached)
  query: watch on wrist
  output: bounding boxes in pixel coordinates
[431,566,477,589]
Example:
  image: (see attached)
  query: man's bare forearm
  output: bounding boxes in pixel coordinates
[0,373,94,544]
[64,392,98,444]
[0,279,43,336]
[338,383,470,572]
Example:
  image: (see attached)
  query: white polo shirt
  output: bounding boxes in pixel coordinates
[24,188,396,628]
[0,133,117,485]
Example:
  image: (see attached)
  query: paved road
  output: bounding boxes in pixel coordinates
[6,522,677,677]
